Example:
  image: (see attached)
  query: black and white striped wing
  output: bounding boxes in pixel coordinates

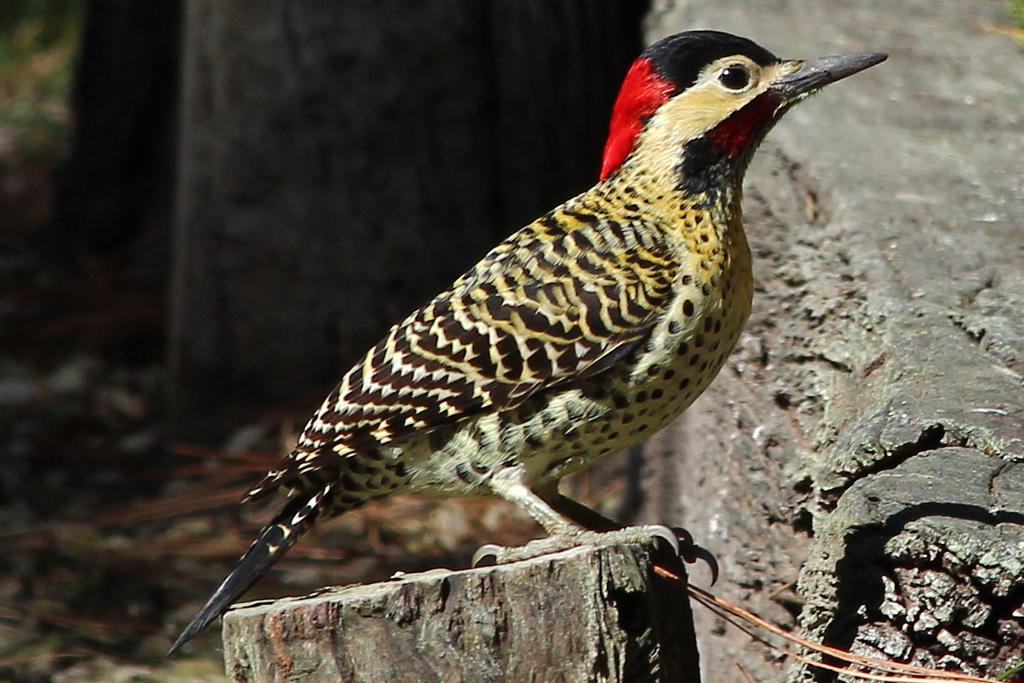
[245,215,678,501]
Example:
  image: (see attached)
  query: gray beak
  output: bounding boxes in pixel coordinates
[772,52,888,99]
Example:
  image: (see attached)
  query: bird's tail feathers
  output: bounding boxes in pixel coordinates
[167,485,331,655]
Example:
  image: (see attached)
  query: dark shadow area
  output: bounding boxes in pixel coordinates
[816,501,1024,682]
[51,1,181,256]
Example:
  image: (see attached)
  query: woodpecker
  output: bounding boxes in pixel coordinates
[169,31,885,654]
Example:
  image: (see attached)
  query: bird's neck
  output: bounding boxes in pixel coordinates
[601,148,748,249]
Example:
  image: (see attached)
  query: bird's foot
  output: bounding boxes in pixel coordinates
[663,525,719,584]
[472,524,717,583]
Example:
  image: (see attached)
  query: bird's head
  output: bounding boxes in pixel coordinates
[599,30,886,194]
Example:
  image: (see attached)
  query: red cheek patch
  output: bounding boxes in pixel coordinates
[706,91,781,157]
[599,57,675,180]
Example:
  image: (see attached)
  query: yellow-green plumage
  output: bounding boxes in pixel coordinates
[169,30,886,655]
[244,167,751,516]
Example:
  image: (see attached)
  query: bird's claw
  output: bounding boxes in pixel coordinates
[631,524,719,585]
[470,524,717,584]
[471,543,503,568]
[668,526,719,585]
[645,524,681,557]
[690,544,720,585]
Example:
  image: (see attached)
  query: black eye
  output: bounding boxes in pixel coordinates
[719,65,750,90]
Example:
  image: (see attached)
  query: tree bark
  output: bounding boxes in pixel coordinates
[221,540,699,682]
[54,0,182,254]
[643,2,1024,681]
[169,0,647,428]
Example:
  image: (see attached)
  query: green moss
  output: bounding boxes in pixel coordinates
[1011,0,1024,24]
[0,0,80,160]
[1009,0,1024,49]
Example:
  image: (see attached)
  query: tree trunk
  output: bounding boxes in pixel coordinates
[54,0,182,255]
[221,540,699,682]
[643,2,1024,681]
[169,0,647,428]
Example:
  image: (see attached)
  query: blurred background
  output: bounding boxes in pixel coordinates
[0,1,653,679]
[4,1,1024,681]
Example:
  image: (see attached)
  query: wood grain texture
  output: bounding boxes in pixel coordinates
[222,539,698,682]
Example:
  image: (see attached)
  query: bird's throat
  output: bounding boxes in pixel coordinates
[673,92,782,209]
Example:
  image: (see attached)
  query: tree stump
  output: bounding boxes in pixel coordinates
[221,540,699,682]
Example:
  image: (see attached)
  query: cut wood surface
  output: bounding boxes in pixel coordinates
[222,539,698,682]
